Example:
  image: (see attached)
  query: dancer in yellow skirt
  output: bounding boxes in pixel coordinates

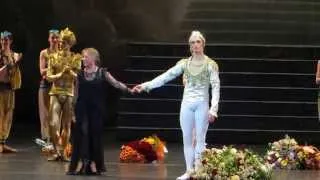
[46,28,81,161]
[0,31,22,153]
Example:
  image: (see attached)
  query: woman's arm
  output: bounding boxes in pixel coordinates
[104,69,130,93]
[208,60,220,118]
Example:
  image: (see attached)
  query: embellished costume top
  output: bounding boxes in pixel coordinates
[141,55,220,116]
[46,50,82,96]
[0,50,22,91]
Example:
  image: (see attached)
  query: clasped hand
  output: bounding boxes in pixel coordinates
[131,84,144,93]
[126,84,144,95]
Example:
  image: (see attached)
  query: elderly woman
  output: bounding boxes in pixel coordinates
[133,31,220,180]
[67,48,132,175]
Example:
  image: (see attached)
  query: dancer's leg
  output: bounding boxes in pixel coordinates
[179,101,195,171]
[0,90,16,153]
[60,96,73,160]
[194,101,209,166]
[48,95,62,158]
[38,88,50,140]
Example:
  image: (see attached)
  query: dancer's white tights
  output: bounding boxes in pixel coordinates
[180,100,209,171]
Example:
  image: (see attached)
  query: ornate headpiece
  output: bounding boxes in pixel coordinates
[60,27,76,46]
[1,31,13,39]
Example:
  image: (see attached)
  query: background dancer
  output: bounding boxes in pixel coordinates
[0,31,22,153]
[37,29,60,149]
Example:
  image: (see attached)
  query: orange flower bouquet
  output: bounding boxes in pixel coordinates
[119,135,167,163]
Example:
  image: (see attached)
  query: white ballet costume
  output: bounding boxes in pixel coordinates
[141,55,220,180]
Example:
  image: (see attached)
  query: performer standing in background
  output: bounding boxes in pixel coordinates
[0,31,22,153]
[133,31,220,180]
[38,29,60,146]
[67,48,132,175]
[46,28,82,161]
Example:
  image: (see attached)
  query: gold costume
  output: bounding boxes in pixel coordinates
[0,50,21,150]
[46,28,81,160]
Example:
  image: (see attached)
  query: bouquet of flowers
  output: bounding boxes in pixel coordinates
[266,135,320,170]
[265,135,299,169]
[119,135,167,163]
[191,146,272,180]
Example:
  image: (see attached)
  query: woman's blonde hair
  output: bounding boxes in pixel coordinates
[82,47,101,65]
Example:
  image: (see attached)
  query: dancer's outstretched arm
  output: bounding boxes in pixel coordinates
[134,59,186,93]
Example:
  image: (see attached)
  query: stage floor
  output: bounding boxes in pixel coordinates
[1,132,320,180]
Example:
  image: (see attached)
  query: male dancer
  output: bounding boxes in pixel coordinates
[46,28,81,161]
[133,31,220,180]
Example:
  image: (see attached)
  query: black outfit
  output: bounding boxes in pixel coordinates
[67,68,128,175]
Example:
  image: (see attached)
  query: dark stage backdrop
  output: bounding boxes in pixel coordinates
[0,0,190,128]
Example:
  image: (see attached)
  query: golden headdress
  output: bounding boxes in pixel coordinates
[60,27,76,46]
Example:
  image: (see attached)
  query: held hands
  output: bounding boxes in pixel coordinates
[127,88,135,94]
[132,84,144,94]
[125,84,144,95]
